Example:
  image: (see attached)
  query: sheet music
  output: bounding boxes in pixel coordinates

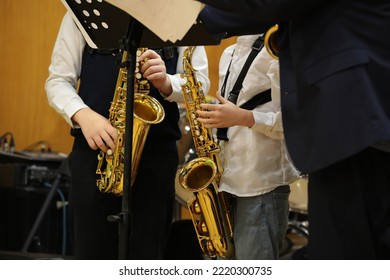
[105,0,204,43]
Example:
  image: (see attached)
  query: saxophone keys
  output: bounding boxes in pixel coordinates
[136,49,143,57]
[191,113,196,119]
[191,201,202,214]
[135,72,142,80]
[206,240,214,253]
[199,220,208,234]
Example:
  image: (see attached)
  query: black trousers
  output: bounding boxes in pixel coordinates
[308,147,390,259]
[69,136,178,260]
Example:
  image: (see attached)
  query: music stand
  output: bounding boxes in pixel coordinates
[62,0,220,259]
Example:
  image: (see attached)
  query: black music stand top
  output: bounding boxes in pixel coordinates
[62,0,220,50]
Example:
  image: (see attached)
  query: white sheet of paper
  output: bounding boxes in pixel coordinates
[105,0,204,42]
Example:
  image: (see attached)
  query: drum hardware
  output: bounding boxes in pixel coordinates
[285,177,309,258]
[289,177,308,214]
[288,177,309,234]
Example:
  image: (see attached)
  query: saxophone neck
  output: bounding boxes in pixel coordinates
[182,46,197,72]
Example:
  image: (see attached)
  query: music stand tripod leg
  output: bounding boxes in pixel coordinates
[20,157,70,255]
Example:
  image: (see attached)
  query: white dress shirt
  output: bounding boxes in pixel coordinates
[45,12,210,128]
[218,35,300,197]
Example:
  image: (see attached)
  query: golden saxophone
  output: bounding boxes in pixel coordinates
[264,24,279,59]
[178,46,235,259]
[96,48,165,195]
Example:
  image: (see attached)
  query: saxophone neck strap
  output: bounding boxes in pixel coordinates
[240,89,271,110]
[220,35,265,103]
[217,35,271,142]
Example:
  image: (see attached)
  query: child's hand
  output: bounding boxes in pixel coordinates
[196,91,254,128]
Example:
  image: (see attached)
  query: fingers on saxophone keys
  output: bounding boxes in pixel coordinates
[196,115,212,126]
[98,144,113,154]
[196,108,211,118]
[93,137,107,153]
[94,135,115,153]
[104,126,118,146]
[87,139,99,151]
[104,139,116,153]
[105,134,117,151]
[199,102,209,110]
[197,118,214,128]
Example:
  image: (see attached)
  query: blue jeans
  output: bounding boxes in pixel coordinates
[232,185,290,259]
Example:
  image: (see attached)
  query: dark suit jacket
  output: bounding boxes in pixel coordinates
[199,0,390,173]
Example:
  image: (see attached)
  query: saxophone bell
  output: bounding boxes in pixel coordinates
[264,24,279,60]
[179,157,217,192]
[179,156,234,259]
[131,93,165,186]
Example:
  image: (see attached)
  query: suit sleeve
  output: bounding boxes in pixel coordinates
[198,0,325,33]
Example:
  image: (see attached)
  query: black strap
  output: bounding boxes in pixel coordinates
[240,89,271,110]
[217,35,271,141]
[223,35,264,104]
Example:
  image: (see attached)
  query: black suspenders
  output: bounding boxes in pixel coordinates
[217,35,272,141]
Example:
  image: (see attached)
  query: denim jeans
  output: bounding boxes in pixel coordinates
[232,185,290,259]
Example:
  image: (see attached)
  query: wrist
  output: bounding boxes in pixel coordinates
[159,76,173,97]
[242,109,255,128]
